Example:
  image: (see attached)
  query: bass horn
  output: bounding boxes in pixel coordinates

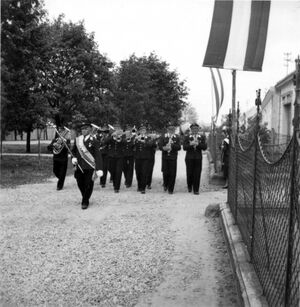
[53,127,71,154]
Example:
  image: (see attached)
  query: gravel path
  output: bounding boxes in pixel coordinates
[0,151,239,306]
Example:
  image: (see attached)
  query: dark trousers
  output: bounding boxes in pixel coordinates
[53,159,68,189]
[74,169,94,204]
[123,155,134,187]
[100,154,108,186]
[146,157,155,187]
[110,157,123,191]
[107,156,114,182]
[162,159,177,193]
[185,158,202,193]
[135,158,149,191]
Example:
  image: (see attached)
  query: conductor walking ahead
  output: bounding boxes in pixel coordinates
[71,122,103,209]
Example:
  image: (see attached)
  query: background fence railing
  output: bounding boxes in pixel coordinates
[225,120,299,306]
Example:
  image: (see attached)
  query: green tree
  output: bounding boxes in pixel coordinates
[1,0,50,152]
[181,104,199,124]
[114,53,188,130]
[41,16,115,127]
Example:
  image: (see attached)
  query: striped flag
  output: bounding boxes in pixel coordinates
[203,0,271,71]
[210,68,224,121]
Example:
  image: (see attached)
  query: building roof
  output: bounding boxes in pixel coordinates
[275,70,296,89]
[261,86,275,109]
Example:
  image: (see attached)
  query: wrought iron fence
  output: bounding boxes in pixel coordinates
[227,120,299,306]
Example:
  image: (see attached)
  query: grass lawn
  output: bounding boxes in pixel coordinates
[2,143,50,154]
[0,156,73,188]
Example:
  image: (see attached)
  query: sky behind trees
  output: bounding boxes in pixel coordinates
[44,0,300,124]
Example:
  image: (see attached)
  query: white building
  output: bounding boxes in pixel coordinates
[243,71,296,144]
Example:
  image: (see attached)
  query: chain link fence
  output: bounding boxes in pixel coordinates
[227,125,299,306]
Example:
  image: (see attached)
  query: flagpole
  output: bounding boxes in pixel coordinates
[232,69,236,133]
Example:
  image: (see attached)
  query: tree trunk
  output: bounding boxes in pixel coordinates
[26,129,31,153]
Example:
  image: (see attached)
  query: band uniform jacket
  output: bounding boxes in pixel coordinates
[105,135,124,158]
[158,134,181,160]
[47,136,70,161]
[183,134,207,159]
[123,136,135,157]
[134,136,156,159]
[72,135,103,171]
[96,133,109,155]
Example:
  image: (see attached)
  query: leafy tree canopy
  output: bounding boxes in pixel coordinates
[1,0,50,151]
[40,15,115,127]
[114,53,188,130]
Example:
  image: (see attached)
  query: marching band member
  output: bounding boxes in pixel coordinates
[220,126,230,189]
[134,124,156,194]
[71,122,103,209]
[104,125,124,193]
[158,123,181,194]
[97,124,110,188]
[146,125,157,189]
[183,123,207,195]
[47,125,71,191]
[123,125,135,188]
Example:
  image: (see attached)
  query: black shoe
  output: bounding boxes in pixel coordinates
[101,184,106,188]
[147,185,152,190]
[168,191,173,195]
[188,188,192,193]
[163,186,167,192]
[141,190,146,194]
[114,189,119,193]
[81,203,88,210]
[194,191,199,195]
[222,185,228,189]
[57,187,63,191]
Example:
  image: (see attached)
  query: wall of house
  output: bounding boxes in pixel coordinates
[278,82,295,137]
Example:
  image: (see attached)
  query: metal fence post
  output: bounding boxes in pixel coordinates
[234,103,240,221]
[284,56,300,307]
[250,89,261,260]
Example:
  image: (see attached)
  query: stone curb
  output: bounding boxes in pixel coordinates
[219,203,269,307]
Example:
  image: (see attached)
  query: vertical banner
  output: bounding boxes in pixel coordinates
[203,0,271,71]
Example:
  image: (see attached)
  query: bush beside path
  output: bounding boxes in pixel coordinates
[0,151,239,306]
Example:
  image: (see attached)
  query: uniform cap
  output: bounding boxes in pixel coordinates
[79,122,92,129]
[139,124,147,130]
[190,123,200,128]
[166,122,175,128]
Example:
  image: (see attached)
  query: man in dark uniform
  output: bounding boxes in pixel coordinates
[104,126,124,193]
[71,122,103,209]
[221,126,230,188]
[97,125,110,188]
[183,123,207,195]
[158,123,181,194]
[47,125,71,191]
[123,125,135,188]
[146,125,157,189]
[134,125,156,194]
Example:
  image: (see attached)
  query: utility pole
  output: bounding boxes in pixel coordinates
[284,52,292,75]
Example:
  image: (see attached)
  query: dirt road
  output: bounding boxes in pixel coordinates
[0,151,239,306]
